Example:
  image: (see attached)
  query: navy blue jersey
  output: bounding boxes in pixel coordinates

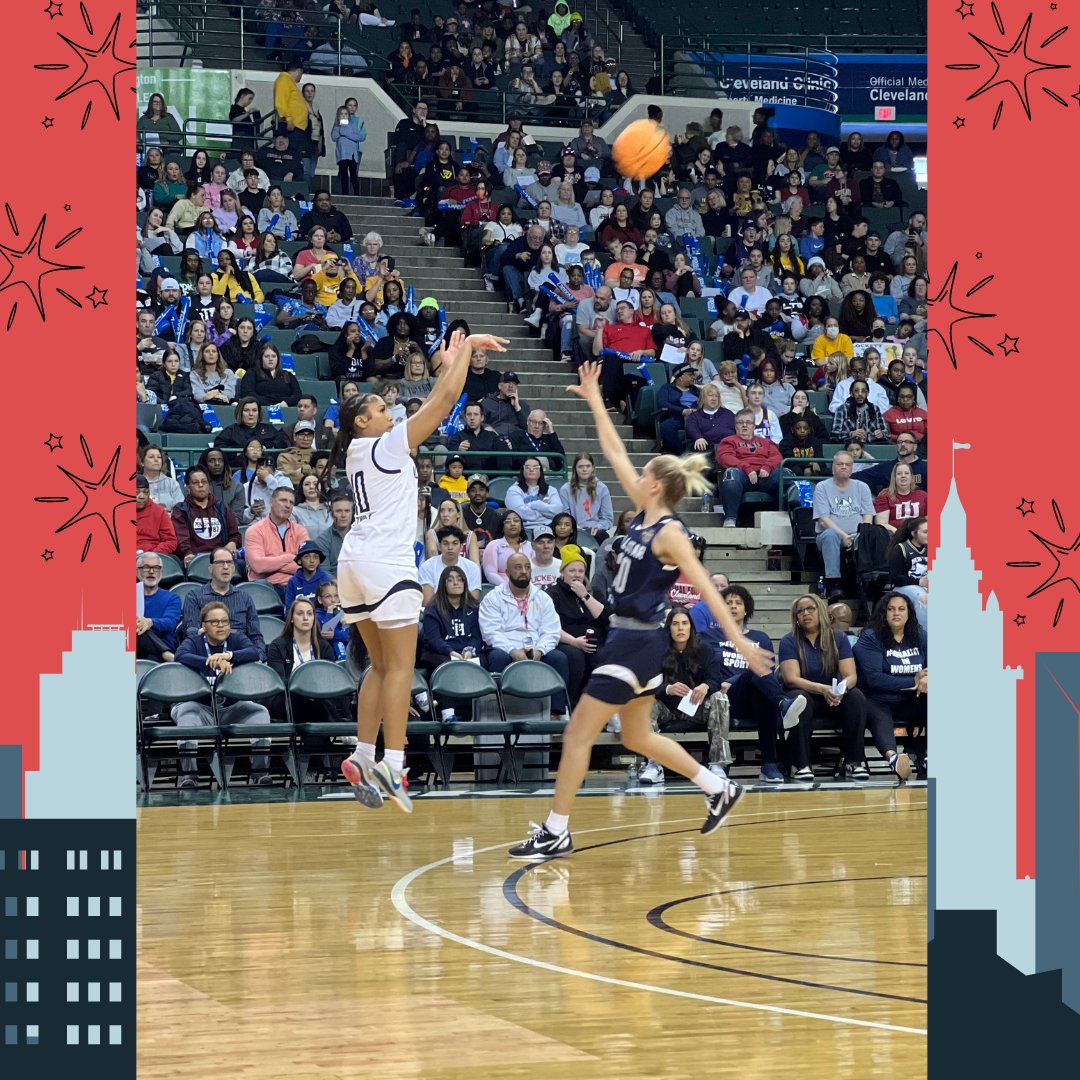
[606,512,684,622]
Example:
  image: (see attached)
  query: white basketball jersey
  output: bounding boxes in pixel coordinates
[341,422,417,562]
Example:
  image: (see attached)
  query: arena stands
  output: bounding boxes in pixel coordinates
[136,0,928,793]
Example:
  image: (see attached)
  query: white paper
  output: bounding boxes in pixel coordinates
[677,693,702,717]
[660,342,686,364]
[831,678,848,697]
[322,611,343,633]
[135,581,145,619]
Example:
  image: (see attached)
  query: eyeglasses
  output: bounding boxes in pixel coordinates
[210,560,234,567]
[203,618,231,626]
[140,566,162,573]
[795,606,817,616]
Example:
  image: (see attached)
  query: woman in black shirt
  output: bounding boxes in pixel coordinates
[547,549,611,707]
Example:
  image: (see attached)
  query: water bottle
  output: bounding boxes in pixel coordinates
[415,691,430,711]
[701,490,713,513]
[817,575,826,597]
[523,634,534,658]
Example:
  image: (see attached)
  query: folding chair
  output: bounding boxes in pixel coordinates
[215,664,298,787]
[429,661,513,785]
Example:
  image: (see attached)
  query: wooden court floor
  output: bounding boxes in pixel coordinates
[137,787,927,1079]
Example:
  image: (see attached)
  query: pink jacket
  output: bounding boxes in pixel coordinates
[244,516,310,585]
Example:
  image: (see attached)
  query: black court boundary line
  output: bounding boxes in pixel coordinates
[500,807,928,1006]
[648,877,929,969]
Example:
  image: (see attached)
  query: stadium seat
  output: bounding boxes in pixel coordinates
[429,661,514,786]
[137,662,224,790]
[238,581,286,614]
[156,552,186,587]
[215,664,298,788]
[287,660,361,783]
[259,614,285,642]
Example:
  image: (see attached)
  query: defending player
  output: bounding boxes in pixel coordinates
[509,361,774,859]
[328,328,508,811]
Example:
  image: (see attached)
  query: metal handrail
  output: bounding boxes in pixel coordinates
[386,82,612,129]
[576,0,623,66]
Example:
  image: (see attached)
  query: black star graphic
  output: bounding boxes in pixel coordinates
[44,1,62,17]
[0,208,84,324]
[927,260,996,368]
[1051,2,1058,9]
[998,333,1020,356]
[956,2,974,17]
[85,285,107,308]
[975,251,983,259]
[951,11,1071,122]
[953,115,966,128]
[1013,614,1026,626]
[1073,86,1080,105]
[1021,529,1080,599]
[35,10,135,125]
[63,203,71,211]
[41,116,54,129]
[44,433,63,452]
[1017,498,1035,516]
[41,548,54,562]
[34,441,132,555]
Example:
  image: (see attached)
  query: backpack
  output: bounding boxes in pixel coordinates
[856,522,891,585]
[160,396,212,434]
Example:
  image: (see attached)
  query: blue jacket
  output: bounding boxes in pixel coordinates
[421,603,484,658]
[331,117,367,163]
[285,566,333,611]
[657,381,698,423]
[174,629,261,682]
[143,587,181,651]
[853,626,927,706]
[315,606,350,661]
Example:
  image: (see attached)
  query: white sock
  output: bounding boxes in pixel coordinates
[383,748,405,772]
[352,742,377,764]
[693,765,725,795]
[545,811,570,835]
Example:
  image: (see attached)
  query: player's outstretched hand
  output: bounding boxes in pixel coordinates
[436,331,509,373]
[741,643,775,678]
[567,361,602,401]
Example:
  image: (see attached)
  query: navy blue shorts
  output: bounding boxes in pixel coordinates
[583,626,667,706]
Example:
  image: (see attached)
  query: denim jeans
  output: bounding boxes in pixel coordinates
[719,467,783,520]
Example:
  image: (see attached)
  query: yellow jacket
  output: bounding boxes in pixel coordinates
[311,266,361,307]
[273,73,309,132]
[811,331,854,361]
[211,268,265,303]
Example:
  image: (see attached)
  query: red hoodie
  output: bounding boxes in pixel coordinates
[136,499,178,555]
[716,434,782,475]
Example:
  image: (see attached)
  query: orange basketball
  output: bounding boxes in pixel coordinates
[612,119,671,180]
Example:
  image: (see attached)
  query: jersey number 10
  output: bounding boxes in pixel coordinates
[611,556,631,595]
[352,470,371,515]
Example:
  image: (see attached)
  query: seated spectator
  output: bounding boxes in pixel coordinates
[887,515,929,630]
[178,547,264,656]
[757,357,794,415]
[419,525,483,606]
[544,544,611,705]
[173,600,272,786]
[437,455,469,505]
[885,212,927,271]
[838,290,875,341]
[425,498,481,563]
[713,360,747,414]
[745,382,782,443]
[244,487,309,603]
[853,592,927,782]
[684,383,735,462]
[685,339,719,387]
[656,363,700,454]
[482,509,535,585]
[514,514,557,582]
[482,370,531,443]
[859,160,902,208]
[594,299,655,410]
[604,242,649,286]
[291,473,332,537]
[663,251,703,298]
[831,379,889,443]
[234,438,288,523]
[721,309,774,364]
[136,444,182,514]
[841,254,871,296]
[153,160,188,213]
[190,342,238,404]
[596,204,644,254]
[314,493,354,575]
[829,355,890,413]
[135,475,178,554]
[460,476,501,551]
[665,186,705,239]
[479,552,570,716]
[323,279,363,330]
[879,356,927,411]
[285,540,333,610]
[420,565,485,673]
[135,552,181,662]
[800,260,843,305]
[445,401,511,473]
[376,381,407,428]
[780,388,829,440]
[555,224,589,267]
[860,433,927,494]
[716,409,784,528]
[779,415,823,475]
[551,181,586,231]
[297,189,353,244]
[505,457,565,529]
[558,453,613,541]
[873,462,928,533]
[635,606,728,784]
[165,185,207,238]
[239,343,303,408]
[147,347,194,407]
[778,594,870,781]
[310,254,362,309]
[215,397,289,460]
[813,452,874,596]
[170,466,242,569]
[257,186,299,238]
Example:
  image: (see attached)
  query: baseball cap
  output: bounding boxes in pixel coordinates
[135,474,150,490]
[536,159,553,173]
[499,370,520,383]
[418,296,439,310]
[296,540,325,561]
[467,474,489,488]
[561,146,575,157]
[532,525,555,541]
[445,454,465,467]
[672,363,696,379]
[621,241,637,252]
[160,277,180,290]
[584,166,600,182]
[294,420,316,433]
[826,146,841,155]
[866,230,882,240]
[733,308,752,320]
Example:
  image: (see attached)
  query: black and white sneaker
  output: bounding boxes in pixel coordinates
[508,821,573,861]
[701,782,743,835]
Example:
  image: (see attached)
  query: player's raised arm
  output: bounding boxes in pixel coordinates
[406,329,509,450]
[567,361,644,508]
[654,520,774,676]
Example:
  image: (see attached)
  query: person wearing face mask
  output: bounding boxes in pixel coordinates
[810,316,853,363]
